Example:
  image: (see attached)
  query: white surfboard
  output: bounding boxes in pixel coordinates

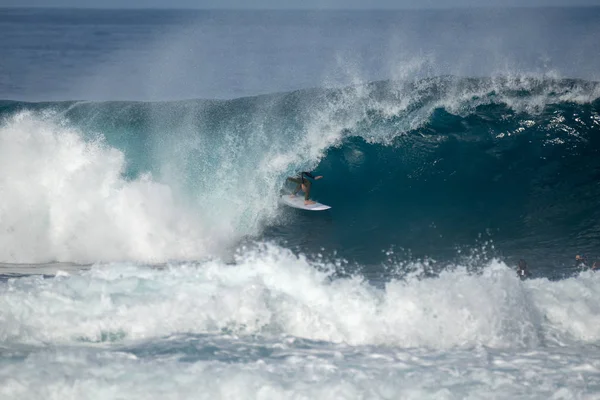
[280,195,331,211]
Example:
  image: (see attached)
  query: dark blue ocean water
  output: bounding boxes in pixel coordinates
[2,7,600,399]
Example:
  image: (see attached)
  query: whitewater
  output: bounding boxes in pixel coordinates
[1,7,600,400]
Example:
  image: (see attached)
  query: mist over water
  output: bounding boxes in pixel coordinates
[2,7,600,101]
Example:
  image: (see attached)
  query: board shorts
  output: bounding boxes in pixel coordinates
[287,177,312,200]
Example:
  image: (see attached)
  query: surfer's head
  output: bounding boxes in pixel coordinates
[575,255,587,268]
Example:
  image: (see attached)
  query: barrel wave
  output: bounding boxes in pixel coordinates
[0,76,599,274]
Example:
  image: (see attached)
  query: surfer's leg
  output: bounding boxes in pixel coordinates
[303,181,312,200]
[287,177,302,196]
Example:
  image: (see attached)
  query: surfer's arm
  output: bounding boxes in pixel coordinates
[303,172,323,180]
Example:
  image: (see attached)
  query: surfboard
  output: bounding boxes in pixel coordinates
[280,195,331,211]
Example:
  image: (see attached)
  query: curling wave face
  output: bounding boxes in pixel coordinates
[0,76,598,267]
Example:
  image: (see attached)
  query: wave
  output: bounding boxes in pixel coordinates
[1,243,599,348]
[0,75,599,267]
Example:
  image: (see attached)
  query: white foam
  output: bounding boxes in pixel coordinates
[3,243,600,398]
[0,111,219,263]
[0,106,340,265]
[1,343,599,400]
[2,243,599,349]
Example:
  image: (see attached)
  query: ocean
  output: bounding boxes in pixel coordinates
[1,6,600,399]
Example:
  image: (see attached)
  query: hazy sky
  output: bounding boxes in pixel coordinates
[1,0,599,8]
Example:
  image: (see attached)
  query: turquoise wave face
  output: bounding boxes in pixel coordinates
[0,76,599,272]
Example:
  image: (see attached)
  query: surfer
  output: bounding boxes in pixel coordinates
[287,171,323,205]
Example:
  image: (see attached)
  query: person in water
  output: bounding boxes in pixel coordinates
[575,255,588,270]
[517,259,531,280]
[287,171,323,205]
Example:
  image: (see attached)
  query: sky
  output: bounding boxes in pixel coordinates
[1,0,599,8]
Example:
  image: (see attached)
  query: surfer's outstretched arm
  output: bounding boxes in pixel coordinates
[302,172,323,180]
